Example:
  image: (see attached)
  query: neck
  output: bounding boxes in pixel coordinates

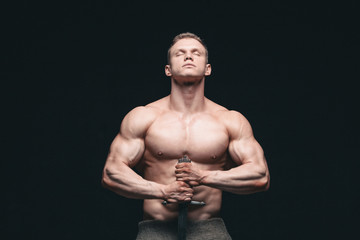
[169,77,206,113]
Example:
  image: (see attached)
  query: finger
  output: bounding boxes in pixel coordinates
[175,169,190,175]
[179,186,193,193]
[176,173,187,178]
[179,187,189,192]
[175,163,184,168]
[178,176,193,182]
[167,198,177,203]
[176,177,187,182]
[176,163,191,168]
[178,181,191,187]
[182,194,193,200]
[188,181,199,186]
[175,167,190,173]
[178,197,192,203]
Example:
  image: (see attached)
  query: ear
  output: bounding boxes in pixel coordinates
[205,64,212,76]
[165,65,172,76]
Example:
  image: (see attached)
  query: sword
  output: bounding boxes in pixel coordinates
[161,155,206,240]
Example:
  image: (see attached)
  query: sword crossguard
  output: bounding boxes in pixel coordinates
[162,200,206,206]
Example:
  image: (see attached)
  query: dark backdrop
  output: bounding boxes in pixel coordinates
[3,1,358,239]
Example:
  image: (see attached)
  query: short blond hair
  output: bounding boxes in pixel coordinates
[167,32,208,64]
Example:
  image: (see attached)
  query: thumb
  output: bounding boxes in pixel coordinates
[188,181,199,186]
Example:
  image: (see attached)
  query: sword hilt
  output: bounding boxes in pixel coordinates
[162,155,206,206]
[178,155,191,163]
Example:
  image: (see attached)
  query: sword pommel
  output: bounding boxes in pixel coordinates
[178,155,191,163]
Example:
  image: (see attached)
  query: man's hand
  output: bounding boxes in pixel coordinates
[175,162,206,187]
[162,181,194,203]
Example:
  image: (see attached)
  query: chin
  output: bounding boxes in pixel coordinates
[183,81,197,86]
[177,75,203,80]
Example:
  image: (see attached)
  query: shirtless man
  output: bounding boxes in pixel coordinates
[102,32,270,239]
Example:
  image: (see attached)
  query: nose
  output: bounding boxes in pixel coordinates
[184,53,193,61]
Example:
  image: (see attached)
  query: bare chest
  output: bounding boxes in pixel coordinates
[144,113,229,162]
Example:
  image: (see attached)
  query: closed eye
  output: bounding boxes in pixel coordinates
[175,50,185,56]
[192,49,201,56]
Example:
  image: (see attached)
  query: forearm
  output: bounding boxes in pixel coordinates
[201,164,269,194]
[102,164,165,199]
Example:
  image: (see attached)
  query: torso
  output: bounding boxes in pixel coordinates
[136,96,233,221]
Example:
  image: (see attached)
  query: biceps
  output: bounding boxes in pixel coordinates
[108,134,145,168]
[228,137,264,165]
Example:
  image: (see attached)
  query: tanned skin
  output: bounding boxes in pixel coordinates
[102,38,270,221]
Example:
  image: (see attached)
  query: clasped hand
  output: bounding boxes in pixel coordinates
[175,162,205,187]
[163,163,205,203]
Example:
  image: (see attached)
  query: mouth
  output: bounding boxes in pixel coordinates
[182,64,196,68]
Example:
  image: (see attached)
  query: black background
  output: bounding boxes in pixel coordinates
[3,0,359,239]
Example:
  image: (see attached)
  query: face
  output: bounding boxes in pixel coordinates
[165,38,211,81]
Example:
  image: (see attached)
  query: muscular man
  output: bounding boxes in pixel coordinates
[102,32,270,240]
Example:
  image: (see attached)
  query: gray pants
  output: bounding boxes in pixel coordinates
[136,218,232,240]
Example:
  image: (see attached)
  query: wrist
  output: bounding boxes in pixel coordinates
[200,170,220,186]
[157,183,167,199]
[146,181,167,199]
[200,170,210,185]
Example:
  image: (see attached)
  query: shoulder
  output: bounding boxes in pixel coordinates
[216,109,253,140]
[120,104,162,139]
